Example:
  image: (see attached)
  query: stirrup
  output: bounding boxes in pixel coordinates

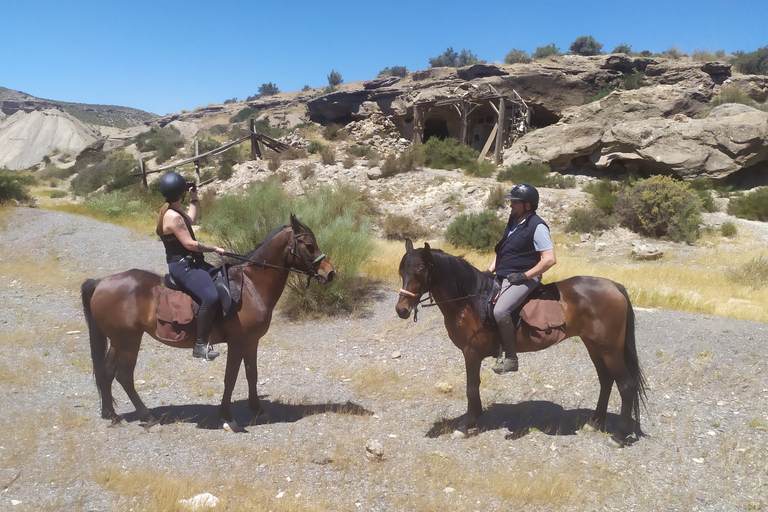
[193,342,220,361]
[492,357,518,374]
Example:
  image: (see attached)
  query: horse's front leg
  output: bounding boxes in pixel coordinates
[458,350,483,435]
[220,342,243,426]
[243,340,264,422]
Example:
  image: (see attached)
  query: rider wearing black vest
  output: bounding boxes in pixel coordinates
[487,184,557,374]
[156,172,226,361]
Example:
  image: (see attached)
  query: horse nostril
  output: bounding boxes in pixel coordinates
[326,270,336,283]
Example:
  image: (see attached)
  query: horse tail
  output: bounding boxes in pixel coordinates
[616,282,648,433]
[82,279,109,403]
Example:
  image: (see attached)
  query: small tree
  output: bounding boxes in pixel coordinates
[570,35,603,56]
[611,43,632,55]
[378,66,407,77]
[327,69,343,86]
[258,82,280,96]
[533,43,561,59]
[732,46,768,75]
[429,47,458,67]
[457,49,482,66]
[504,49,531,64]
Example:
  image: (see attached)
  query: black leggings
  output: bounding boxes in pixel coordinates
[168,258,220,308]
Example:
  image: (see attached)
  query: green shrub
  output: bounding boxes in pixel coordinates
[209,124,229,135]
[421,137,480,171]
[445,210,506,252]
[307,140,324,154]
[258,82,280,96]
[218,161,234,180]
[83,189,158,219]
[342,155,355,169]
[428,47,482,68]
[197,137,222,155]
[267,153,281,171]
[589,87,615,102]
[711,85,759,109]
[727,187,768,221]
[611,44,632,55]
[623,72,645,90]
[565,206,614,234]
[319,146,336,165]
[497,162,552,186]
[327,69,343,86]
[720,221,738,237]
[135,126,184,154]
[504,49,531,64]
[48,190,68,198]
[70,150,139,196]
[569,35,603,56]
[584,178,621,215]
[346,144,373,158]
[378,66,407,77]
[485,184,507,209]
[662,46,686,60]
[299,163,315,180]
[614,175,702,242]
[380,147,424,177]
[0,168,36,202]
[533,43,560,59]
[302,85,312,92]
[229,107,259,124]
[692,50,718,62]
[323,123,347,141]
[384,214,429,241]
[732,46,768,75]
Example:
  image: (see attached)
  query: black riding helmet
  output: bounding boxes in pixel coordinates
[159,172,188,202]
[505,183,539,211]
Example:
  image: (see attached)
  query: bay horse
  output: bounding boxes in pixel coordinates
[395,240,646,445]
[81,214,335,430]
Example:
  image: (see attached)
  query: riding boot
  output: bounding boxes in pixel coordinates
[193,302,220,361]
[492,314,518,374]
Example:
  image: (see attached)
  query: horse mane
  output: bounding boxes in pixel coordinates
[429,249,492,301]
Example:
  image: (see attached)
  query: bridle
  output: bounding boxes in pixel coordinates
[398,260,482,322]
[223,227,327,286]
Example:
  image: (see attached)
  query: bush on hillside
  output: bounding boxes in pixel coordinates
[727,254,768,289]
[727,187,768,221]
[378,66,407,77]
[134,126,184,164]
[380,147,425,177]
[71,150,139,196]
[445,210,506,252]
[485,184,507,209]
[323,123,347,141]
[570,35,603,56]
[230,107,259,124]
[421,137,483,173]
[711,85,761,109]
[497,162,575,188]
[258,82,280,96]
[533,43,560,59]
[327,70,343,86]
[384,214,429,241]
[0,168,36,203]
[584,178,621,215]
[565,206,615,234]
[614,175,702,242]
[732,46,768,75]
[623,71,645,90]
[428,47,483,68]
[612,44,632,55]
[504,49,531,64]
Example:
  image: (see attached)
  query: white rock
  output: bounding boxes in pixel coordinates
[179,492,219,509]
[365,439,384,461]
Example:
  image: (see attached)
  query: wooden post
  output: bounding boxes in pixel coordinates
[249,118,262,159]
[459,100,468,145]
[194,139,201,184]
[140,158,147,189]
[494,98,506,164]
[413,105,424,145]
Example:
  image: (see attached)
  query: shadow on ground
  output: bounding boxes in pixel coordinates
[118,398,373,430]
[426,400,621,439]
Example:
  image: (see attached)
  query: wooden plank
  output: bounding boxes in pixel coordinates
[495,98,506,164]
[477,123,498,163]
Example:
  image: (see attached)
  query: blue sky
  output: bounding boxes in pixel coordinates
[2,0,766,116]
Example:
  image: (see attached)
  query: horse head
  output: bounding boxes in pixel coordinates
[396,239,434,319]
[289,214,336,283]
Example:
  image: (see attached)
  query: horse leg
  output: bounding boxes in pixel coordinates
[114,340,156,426]
[458,351,483,435]
[100,345,121,423]
[243,341,263,421]
[584,343,614,430]
[220,343,244,425]
[613,366,639,444]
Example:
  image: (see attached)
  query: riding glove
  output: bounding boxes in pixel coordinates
[507,272,528,285]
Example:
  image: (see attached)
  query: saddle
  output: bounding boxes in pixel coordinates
[155,265,243,342]
[479,280,567,349]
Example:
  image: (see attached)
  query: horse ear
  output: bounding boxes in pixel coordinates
[405,238,414,253]
[423,242,433,262]
[289,213,300,231]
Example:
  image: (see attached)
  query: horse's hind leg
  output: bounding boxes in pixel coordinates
[614,367,639,443]
[100,346,121,423]
[114,339,156,426]
[584,343,614,430]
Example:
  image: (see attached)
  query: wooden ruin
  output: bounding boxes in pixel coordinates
[411,86,530,164]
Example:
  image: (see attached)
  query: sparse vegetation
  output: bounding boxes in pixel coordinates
[504,49,531,64]
[323,123,347,141]
[485,184,507,209]
[611,44,632,55]
[378,66,407,77]
[420,137,491,176]
[428,47,483,68]
[565,206,614,234]
[70,150,140,196]
[133,126,184,164]
[0,168,36,203]
[320,145,336,165]
[569,35,603,56]
[229,107,259,124]
[727,187,768,221]
[327,69,343,87]
[257,82,280,96]
[497,162,575,189]
[383,214,429,241]
[731,46,768,75]
[533,43,560,59]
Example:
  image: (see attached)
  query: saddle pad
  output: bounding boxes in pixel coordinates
[156,288,195,342]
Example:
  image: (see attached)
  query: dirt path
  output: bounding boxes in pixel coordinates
[1,207,767,511]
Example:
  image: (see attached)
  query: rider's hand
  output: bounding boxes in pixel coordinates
[507,272,528,285]
[214,247,226,255]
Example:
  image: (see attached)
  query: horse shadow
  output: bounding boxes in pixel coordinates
[426,400,622,440]
[120,397,373,430]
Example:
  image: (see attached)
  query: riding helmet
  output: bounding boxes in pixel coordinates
[505,183,539,211]
[159,172,188,202]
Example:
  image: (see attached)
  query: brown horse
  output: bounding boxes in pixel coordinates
[395,240,646,445]
[81,214,335,430]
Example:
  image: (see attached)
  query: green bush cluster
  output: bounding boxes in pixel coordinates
[612,44,632,55]
[346,144,374,158]
[570,35,603,56]
[83,189,161,220]
[327,70,343,86]
[533,43,560,59]
[258,82,280,96]
[711,85,763,110]
[0,168,36,203]
[623,72,645,90]
[134,126,184,164]
[379,147,425,177]
[565,206,614,234]
[420,137,491,176]
[614,175,702,242]
[728,254,768,289]
[496,162,575,189]
[378,66,407,77]
[428,47,482,67]
[70,150,139,196]
[504,49,531,64]
[732,46,768,75]
[229,107,259,124]
[727,187,768,221]
[485,185,507,209]
[323,123,347,141]
[445,210,506,252]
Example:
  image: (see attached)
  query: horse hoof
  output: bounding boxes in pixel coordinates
[451,430,467,440]
[608,435,627,448]
[581,423,598,433]
[223,421,243,433]
[142,417,159,429]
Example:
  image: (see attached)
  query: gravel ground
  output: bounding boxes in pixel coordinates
[1,207,767,511]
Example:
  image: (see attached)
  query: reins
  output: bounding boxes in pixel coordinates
[398,288,480,322]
